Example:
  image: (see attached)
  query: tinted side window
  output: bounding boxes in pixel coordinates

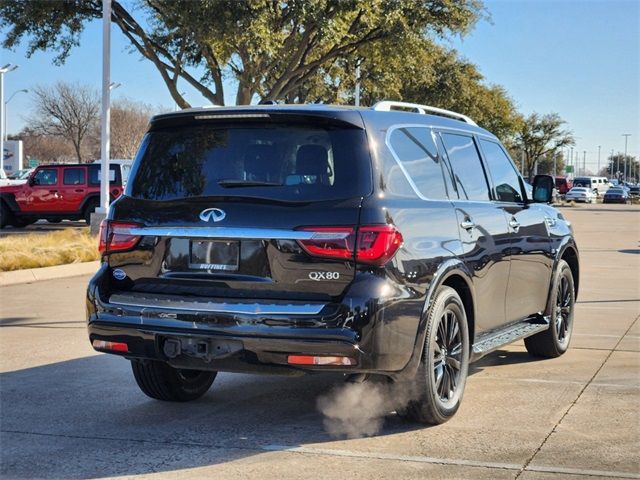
[388,127,448,199]
[440,133,490,201]
[479,139,523,203]
[89,166,118,185]
[63,168,86,185]
[33,169,58,186]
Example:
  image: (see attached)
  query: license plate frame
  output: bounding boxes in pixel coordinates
[189,240,239,271]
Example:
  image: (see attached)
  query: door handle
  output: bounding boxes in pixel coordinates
[75,189,84,193]
[509,218,521,232]
[460,219,476,230]
[48,190,58,193]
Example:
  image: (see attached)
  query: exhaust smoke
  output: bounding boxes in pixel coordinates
[316,378,419,439]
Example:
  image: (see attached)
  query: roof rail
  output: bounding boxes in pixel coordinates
[372,100,477,126]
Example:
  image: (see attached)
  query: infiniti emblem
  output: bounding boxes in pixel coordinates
[199,207,226,223]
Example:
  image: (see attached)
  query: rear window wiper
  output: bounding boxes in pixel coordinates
[218,179,283,188]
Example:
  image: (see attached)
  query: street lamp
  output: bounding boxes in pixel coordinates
[109,82,122,91]
[622,134,631,182]
[0,63,19,173]
[4,88,28,141]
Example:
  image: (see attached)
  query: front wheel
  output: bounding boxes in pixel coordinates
[395,286,469,425]
[525,260,575,358]
[131,359,216,401]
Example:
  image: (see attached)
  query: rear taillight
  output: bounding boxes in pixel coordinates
[298,225,403,266]
[98,220,142,254]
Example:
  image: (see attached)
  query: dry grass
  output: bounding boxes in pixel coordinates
[0,229,100,272]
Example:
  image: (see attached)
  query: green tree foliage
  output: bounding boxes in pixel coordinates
[1,0,482,105]
[2,0,524,140]
[512,113,575,180]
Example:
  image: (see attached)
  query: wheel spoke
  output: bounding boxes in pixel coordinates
[449,316,459,348]
[450,341,462,357]
[446,356,461,370]
[448,365,457,391]
[436,366,446,397]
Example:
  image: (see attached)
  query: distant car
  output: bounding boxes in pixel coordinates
[5,168,34,185]
[572,176,611,196]
[603,187,629,204]
[0,163,125,227]
[555,176,573,195]
[565,187,595,203]
[629,186,640,198]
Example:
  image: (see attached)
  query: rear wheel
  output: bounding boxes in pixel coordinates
[525,260,575,358]
[0,202,13,228]
[131,359,216,401]
[83,199,99,224]
[395,286,469,425]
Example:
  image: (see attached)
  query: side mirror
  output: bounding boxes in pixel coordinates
[532,175,554,203]
[28,175,36,187]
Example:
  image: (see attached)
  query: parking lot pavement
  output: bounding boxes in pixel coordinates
[0,203,638,479]
[0,219,86,236]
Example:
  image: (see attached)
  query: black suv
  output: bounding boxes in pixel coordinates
[87,101,579,424]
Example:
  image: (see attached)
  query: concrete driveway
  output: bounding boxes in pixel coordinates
[0,204,638,479]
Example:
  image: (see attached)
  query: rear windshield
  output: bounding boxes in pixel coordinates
[128,123,372,201]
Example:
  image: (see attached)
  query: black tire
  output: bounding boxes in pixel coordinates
[396,286,470,425]
[525,260,575,358]
[130,359,216,402]
[0,201,13,228]
[83,199,99,224]
[47,218,62,223]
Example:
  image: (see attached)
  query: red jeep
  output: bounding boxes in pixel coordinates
[0,163,124,228]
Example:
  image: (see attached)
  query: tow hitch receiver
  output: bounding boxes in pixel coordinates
[162,337,243,362]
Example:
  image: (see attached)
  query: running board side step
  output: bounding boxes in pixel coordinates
[471,316,549,360]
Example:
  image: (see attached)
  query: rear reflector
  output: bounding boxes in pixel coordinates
[92,340,129,353]
[297,225,403,266]
[287,355,356,366]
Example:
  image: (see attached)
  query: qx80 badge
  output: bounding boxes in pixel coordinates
[308,271,340,281]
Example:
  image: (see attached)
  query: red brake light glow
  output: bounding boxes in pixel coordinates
[298,225,403,266]
[98,220,142,254]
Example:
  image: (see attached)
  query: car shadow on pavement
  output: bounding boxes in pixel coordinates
[0,348,545,478]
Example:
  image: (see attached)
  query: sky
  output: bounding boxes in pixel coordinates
[1,0,638,172]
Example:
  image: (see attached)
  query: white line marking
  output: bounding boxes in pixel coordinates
[262,445,640,479]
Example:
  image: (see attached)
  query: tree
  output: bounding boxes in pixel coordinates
[1,0,485,107]
[603,154,638,181]
[28,82,100,162]
[107,100,153,159]
[10,129,76,164]
[512,113,574,180]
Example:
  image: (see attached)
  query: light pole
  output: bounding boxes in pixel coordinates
[98,0,111,217]
[4,88,28,142]
[622,134,631,182]
[597,145,601,175]
[570,147,574,177]
[0,64,19,173]
[583,150,586,176]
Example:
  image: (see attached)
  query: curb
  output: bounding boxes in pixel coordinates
[0,261,100,287]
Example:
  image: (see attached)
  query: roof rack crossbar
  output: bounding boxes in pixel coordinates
[372,101,477,126]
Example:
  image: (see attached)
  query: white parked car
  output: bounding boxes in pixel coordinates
[565,187,595,203]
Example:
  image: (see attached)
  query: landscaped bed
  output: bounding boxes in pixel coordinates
[0,229,100,272]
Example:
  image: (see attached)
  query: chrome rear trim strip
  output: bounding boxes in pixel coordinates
[113,226,350,240]
[109,293,326,316]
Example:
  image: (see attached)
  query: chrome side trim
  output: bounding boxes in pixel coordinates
[109,293,326,316]
[113,226,350,240]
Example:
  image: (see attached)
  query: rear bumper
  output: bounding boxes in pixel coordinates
[86,264,424,376]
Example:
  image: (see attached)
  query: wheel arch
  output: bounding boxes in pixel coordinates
[396,259,476,379]
[561,245,580,301]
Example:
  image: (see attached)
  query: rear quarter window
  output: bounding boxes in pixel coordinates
[387,126,449,200]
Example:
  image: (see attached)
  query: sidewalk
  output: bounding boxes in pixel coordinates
[0,261,99,287]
